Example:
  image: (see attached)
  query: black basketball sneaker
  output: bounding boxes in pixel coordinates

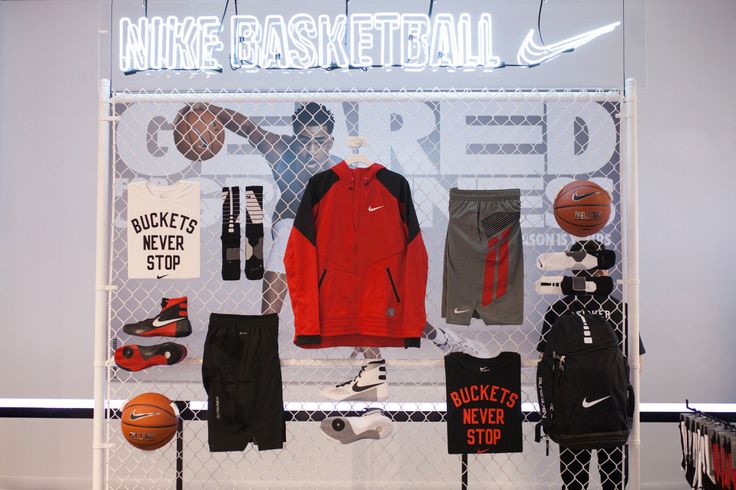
[123,297,192,337]
[114,342,188,371]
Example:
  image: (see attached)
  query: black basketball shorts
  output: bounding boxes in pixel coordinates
[202,313,285,451]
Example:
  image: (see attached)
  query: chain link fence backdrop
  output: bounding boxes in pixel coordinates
[104,88,628,489]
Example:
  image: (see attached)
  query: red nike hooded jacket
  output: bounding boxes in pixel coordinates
[284,161,428,348]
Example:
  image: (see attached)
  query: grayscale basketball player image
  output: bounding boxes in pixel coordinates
[180,101,486,400]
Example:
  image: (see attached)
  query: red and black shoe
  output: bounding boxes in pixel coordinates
[123,297,192,337]
[114,342,188,371]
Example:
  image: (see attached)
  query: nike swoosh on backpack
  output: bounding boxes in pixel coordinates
[130,410,160,421]
[352,382,384,393]
[582,395,611,408]
[152,316,183,327]
[572,191,598,201]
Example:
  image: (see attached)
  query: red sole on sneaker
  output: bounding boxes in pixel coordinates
[114,343,187,371]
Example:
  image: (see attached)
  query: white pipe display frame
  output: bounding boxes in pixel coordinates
[92,84,641,489]
[93,78,113,490]
[624,77,641,490]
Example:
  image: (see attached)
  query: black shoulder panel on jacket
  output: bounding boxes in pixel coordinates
[292,169,339,246]
[376,168,421,242]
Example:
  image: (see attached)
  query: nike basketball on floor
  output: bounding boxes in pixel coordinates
[320,359,388,402]
[123,296,192,337]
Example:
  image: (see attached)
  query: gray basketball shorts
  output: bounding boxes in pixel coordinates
[442,188,524,325]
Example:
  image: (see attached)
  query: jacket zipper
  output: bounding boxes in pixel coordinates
[386,268,400,303]
[350,171,359,325]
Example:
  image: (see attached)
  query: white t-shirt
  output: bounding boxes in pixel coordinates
[127,180,200,279]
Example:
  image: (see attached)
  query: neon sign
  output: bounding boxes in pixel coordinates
[118,13,619,73]
[228,13,500,71]
[516,21,620,66]
[120,16,223,72]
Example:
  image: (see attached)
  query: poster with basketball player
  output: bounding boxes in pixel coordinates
[111,96,622,366]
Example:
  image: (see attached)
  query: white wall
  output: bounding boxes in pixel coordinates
[1,0,733,488]
[636,0,736,403]
[0,0,98,399]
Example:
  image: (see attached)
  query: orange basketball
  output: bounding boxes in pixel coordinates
[174,108,225,161]
[553,180,612,237]
[121,392,179,450]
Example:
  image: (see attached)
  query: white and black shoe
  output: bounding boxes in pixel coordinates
[319,360,388,402]
[431,326,489,358]
[535,275,615,296]
[320,409,393,444]
[536,249,616,272]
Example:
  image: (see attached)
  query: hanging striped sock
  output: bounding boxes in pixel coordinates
[221,186,241,280]
[245,185,264,280]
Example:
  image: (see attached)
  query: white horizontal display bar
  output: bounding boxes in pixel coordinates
[640,403,736,413]
[108,357,541,368]
[112,89,622,104]
[5,399,736,413]
[0,399,95,409]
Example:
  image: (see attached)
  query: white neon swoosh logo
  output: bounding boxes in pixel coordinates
[517,22,621,66]
[151,316,182,327]
[368,206,384,212]
[454,308,471,314]
[582,396,610,409]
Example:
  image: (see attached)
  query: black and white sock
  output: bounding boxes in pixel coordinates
[221,186,241,280]
[244,185,264,280]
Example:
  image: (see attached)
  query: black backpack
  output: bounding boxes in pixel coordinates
[535,311,634,449]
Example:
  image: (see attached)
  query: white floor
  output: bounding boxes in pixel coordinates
[0,419,689,489]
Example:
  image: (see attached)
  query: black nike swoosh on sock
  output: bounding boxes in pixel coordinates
[351,382,384,393]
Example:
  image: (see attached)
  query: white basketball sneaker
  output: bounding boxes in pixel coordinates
[319,360,388,402]
[431,326,489,358]
[320,409,394,444]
